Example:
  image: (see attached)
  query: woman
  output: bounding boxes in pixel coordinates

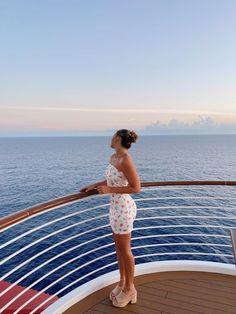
[80,129,141,307]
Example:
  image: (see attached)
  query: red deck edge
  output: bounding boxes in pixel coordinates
[0,279,59,313]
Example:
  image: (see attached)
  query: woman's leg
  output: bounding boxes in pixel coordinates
[115,232,135,293]
[112,231,126,286]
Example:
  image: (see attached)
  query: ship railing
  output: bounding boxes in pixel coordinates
[0,180,236,314]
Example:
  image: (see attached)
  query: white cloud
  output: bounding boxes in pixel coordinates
[1,106,236,116]
[144,115,236,134]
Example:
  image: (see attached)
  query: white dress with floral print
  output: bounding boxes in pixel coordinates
[105,162,137,234]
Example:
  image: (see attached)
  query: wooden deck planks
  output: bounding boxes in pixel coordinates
[177,279,236,294]
[198,279,236,289]
[134,289,221,314]
[146,280,236,301]
[145,281,236,307]
[101,298,162,314]
[63,271,236,314]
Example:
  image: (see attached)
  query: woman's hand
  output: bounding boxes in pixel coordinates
[97,185,111,194]
[80,184,97,192]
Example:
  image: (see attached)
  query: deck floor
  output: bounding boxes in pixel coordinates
[64,271,236,314]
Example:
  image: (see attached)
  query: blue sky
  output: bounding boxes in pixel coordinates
[0,0,236,136]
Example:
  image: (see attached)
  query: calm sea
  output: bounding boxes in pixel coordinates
[1,134,235,218]
[1,134,236,297]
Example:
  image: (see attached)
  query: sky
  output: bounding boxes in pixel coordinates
[0,0,236,136]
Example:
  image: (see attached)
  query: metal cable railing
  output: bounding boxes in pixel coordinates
[0,181,236,313]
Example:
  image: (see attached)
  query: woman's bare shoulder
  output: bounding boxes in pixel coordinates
[121,154,134,166]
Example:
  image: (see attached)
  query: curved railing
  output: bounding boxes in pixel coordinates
[0,180,236,313]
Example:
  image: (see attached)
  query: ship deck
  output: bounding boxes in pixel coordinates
[63,271,236,314]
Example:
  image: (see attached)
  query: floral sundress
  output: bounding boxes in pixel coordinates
[105,162,137,234]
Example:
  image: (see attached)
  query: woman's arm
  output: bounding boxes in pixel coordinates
[80,179,107,192]
[94,179,107,187]
[109,185,139,194]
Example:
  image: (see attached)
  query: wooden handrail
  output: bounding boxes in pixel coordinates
[1,180,236,230]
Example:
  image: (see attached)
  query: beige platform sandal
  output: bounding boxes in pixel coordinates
[112,287,137,307]
[109,283,124,301]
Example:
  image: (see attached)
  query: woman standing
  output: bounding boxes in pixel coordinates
[80,129,140,307]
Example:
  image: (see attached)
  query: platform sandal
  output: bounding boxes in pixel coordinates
[112,288,137,307]
[109,283,124,301]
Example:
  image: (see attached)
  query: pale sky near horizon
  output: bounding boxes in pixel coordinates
[0,0,236,136]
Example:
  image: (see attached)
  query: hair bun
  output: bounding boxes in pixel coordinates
[129,130,138,143]
[116,129,138,149]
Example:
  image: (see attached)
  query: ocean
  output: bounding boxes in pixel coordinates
[1,134,236,297]
[1,134,235,218]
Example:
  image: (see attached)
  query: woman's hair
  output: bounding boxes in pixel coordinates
[115,129,138,149]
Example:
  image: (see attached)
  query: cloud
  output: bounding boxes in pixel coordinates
[143,115,236,134]
[1,106,236,116]
[1,106,236,136]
